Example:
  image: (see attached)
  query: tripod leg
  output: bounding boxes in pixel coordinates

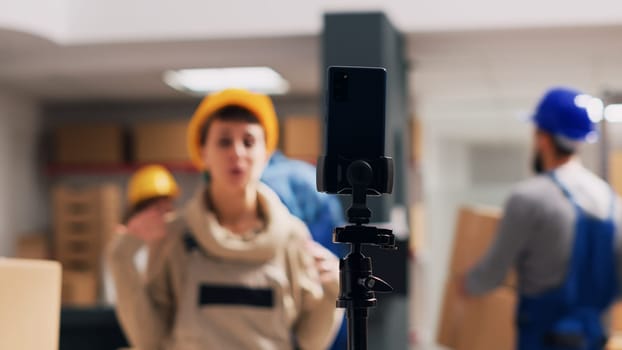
[347,307,368,350]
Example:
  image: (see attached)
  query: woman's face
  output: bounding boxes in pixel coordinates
[201,119,268,191]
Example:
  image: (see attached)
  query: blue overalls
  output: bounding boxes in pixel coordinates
[516,173,618,350]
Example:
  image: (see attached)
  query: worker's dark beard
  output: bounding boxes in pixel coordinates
[532,152,544,174]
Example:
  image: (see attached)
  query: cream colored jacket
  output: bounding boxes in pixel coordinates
[107,184,342,350]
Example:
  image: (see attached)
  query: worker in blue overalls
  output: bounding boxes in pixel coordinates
[463,87,622,349]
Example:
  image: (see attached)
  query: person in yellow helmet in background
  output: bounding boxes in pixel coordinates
[107,88,343,350]
[103,165,181,304]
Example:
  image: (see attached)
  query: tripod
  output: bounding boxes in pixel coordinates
[334,160,396,350]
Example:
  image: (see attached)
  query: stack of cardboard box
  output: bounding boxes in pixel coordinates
[52,184,121,305]
[132,120,190,163]
[53,123,125,165]
[53,120,193,166]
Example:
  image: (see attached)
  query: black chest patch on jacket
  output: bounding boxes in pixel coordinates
[198,285,275,308]
[183,231,202,253]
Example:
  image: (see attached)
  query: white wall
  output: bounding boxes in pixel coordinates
[0,90,45,256]
[412,107,531,348]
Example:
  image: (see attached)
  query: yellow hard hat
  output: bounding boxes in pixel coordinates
[127,165,180,206]
[187,88,279,170]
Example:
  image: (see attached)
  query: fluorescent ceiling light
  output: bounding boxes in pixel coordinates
[163,67,289,95]
[586,97,604,123]
[574,94,593,108]
[605,104,622,123]
[575,94,604,123]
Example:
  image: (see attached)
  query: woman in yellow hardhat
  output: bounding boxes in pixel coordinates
[107,88,342,350]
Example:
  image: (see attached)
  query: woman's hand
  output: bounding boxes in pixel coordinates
[306,240,340,285]
[124,205,169,244]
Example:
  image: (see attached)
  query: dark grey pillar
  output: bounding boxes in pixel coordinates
[322,11,411,350]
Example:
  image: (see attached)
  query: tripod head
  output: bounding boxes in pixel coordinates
[336,160,395,247]
[335,158,395,295]
[329,159,396,350]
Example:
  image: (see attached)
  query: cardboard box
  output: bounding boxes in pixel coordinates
[61,269,98,306]
[438,205,518,349]
[0,258,62,350]
[438,276,516,350]
[410,117,422,163]
[611,302,622,332]
[610,152,622,197]
[454,286,517,350]
[55,236,98,270]
[608,334,622,350]
[609,300,622,350]
[52,185,120,228]
[52,184,121,272]
[449,205,517,288]
[437,278,465,348]
[409,203,425,254]
[132,120,189,163]
[283,116,321,162]
[98,184,123,247]
[449,205,500,274]
[15,234,50,259]
[53,123,124,164]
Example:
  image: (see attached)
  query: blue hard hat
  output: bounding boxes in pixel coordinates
[532,87,597,141]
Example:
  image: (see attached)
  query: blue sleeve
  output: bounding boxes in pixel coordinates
[262,155,347,257]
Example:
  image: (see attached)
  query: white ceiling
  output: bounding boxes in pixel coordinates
[0,30,321,101]
[7,0,622,45]
[2,25,622,121]
[410,26,622,112]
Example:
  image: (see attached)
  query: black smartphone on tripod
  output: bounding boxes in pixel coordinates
[318,65,392,196]
[317,65,395,350]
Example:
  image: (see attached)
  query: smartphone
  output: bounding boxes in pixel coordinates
[318,66,392,195]
[325,66,387,159]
